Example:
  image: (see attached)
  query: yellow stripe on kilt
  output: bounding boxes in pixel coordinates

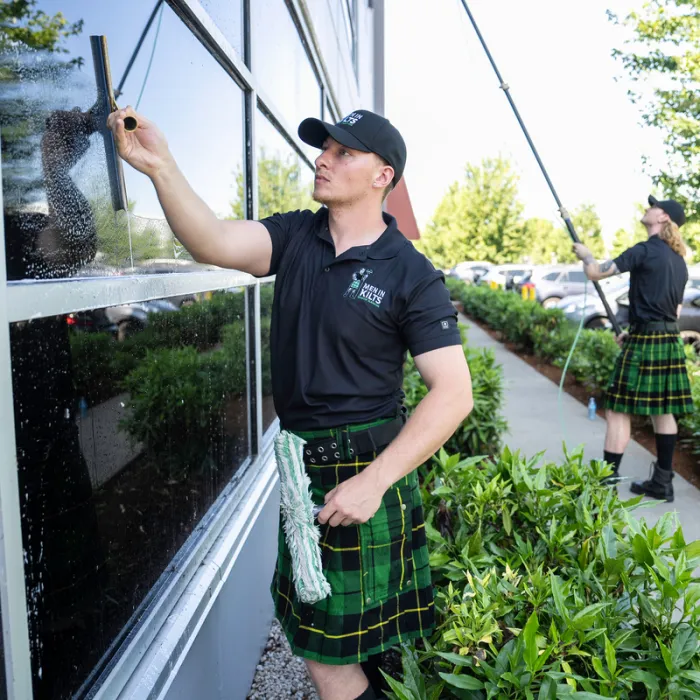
[608,391,692,402]
[297,601,435,639]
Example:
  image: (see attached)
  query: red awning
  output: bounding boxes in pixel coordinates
[385,177,420,240]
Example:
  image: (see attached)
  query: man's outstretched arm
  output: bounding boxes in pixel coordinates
[573,243,620,282]
[108,107,273,276]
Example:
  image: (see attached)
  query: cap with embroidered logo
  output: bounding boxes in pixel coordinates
[298,109,407,186]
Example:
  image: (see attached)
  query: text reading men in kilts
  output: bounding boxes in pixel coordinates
[574,196,692,503]
[108,106,474,700]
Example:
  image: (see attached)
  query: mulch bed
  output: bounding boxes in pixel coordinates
[463,314,700,489]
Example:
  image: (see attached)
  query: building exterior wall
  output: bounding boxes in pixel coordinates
[0,1,384,698]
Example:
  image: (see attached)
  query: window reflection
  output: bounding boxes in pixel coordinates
[10,290,249,698]
[251,0,321,150]
[340,0,358,76]
[1,1,244,279]
[200,0,245,58]
[256,112,317,219]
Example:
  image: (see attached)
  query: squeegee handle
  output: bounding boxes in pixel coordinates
[459,0,622,336]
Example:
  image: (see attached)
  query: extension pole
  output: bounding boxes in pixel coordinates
[458,0,622,335]
[114,0,164,100]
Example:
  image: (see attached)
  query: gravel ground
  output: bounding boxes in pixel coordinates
[247,619,402,699]
[247,619,319,700]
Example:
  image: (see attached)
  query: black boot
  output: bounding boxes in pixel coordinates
[630,462,674,502]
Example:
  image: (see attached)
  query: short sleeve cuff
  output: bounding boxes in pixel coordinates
[408,315,462,357]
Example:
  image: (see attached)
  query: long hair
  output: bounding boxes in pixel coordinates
[659,220,686,258]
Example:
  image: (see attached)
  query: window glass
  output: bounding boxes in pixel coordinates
[256,112,317,219]
[568,271,588,283]
[10,289,249,696]
[542,272,560,281]
[1,1,244,279]
[200,0,244,57]
[251,0,321,154]
[340,0,359,75]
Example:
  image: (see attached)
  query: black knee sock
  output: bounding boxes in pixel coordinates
[361,655,386,697]
[603,451,623,472]
[354,684,377,700]
[655,433,677,471]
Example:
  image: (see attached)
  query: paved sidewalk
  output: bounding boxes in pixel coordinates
[462,316,700,543]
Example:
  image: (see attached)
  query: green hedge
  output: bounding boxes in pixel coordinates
[403,327,507,457]
[386,448,700,699]
[450,280,700,453]
[70,292,248,402]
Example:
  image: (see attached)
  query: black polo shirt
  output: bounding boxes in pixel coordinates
[613,236,688,323]
[259,208,461,430]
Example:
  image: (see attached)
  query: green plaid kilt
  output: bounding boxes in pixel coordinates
[271,421,435,665]
[605,330,693,415]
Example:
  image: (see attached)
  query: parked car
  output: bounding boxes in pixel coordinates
[515,265,592,308]
[679,287,700,351]
[559,274,700,343]
[558,276,631,329]
[478,264,533,291]
[67,299,179,340]
[448,261,493,285]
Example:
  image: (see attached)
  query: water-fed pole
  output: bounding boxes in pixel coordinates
[458,0,623,335]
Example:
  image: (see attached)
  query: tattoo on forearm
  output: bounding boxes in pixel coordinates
[600,260,617,274]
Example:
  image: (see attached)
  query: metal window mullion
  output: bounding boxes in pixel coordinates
[291,0,341,117]
[252,284,263,454]
[245,87,263,456]
[243,0,251,68]
[0,136,34,699]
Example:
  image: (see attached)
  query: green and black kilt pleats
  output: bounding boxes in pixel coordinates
[271,423,435,665]
[605,330,693,416]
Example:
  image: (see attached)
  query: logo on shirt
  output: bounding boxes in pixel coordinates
[344,268,386,308]
[340,112,363,127]
[441,320,450,330]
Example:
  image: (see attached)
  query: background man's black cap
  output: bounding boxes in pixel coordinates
[648,195,686,227]
[298,109,406,186]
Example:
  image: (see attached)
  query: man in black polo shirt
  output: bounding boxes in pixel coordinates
[109,106,473,700]
[574,195,692,503]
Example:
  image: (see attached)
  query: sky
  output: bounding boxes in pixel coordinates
[384,0,667,244]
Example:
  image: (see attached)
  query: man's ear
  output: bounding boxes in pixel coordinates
[373,164,394,190]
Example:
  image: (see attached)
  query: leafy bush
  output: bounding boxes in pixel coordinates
[70,331,122,405]
[387,448,700,699]
[141,292,245,352]
[119,319,249,477]
[453,282,700,454]
[403,327,507,457]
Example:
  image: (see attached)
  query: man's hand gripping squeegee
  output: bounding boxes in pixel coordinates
[458,0,622,335]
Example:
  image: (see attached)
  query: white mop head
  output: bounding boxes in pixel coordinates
[274,430,332,604]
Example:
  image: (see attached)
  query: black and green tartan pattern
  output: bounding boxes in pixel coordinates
[605,331,693,415]
[272,422,435,665]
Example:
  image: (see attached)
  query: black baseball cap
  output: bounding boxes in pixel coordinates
[298,109,407,186]
[648,195,686,227]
